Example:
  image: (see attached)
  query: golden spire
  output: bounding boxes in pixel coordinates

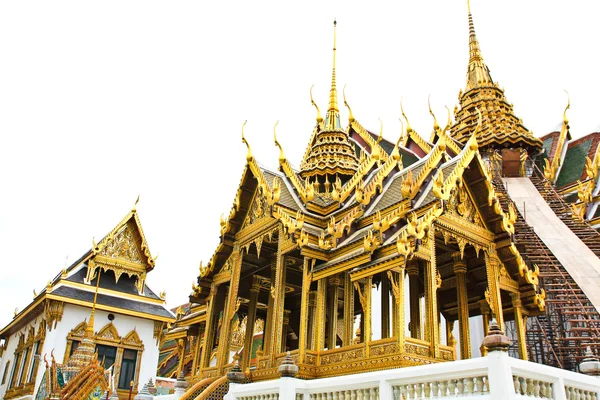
[465,0,492,90]
[329,20,338,113]
[324,20,341,131]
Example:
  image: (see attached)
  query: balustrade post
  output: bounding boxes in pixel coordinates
[482,320,516,399]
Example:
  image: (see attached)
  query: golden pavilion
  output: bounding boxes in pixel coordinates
[158,4,600,398]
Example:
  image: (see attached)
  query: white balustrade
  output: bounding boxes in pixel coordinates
[223,351,600,400]
[393,376,489,398]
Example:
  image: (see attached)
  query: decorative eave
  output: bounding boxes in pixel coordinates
[348,119,390,164]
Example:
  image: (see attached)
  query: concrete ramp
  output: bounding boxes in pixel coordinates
[504,177,600,313]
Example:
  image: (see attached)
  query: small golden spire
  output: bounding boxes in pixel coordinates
[310,85,323,123]
[133,194,140,212]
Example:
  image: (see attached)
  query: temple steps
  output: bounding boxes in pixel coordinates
[529,167,600,258]
[493,174,600,371]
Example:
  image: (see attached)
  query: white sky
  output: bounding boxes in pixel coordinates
[1,0,599,327]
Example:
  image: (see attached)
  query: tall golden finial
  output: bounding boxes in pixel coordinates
[132,194,140,212]
[328,20,339,113]
[310,85,323,123]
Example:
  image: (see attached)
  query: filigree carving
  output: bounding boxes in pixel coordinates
[44,300,64,331]
[101,227,143,264]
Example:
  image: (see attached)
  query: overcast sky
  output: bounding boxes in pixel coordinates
[1,1,599,327]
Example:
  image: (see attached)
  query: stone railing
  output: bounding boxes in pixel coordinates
[223,350,600,400]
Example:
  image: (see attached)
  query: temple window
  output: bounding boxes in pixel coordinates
[96,344,117,368]
[118,349,138,389]
[64,320,144,392]
[1,360,9,385]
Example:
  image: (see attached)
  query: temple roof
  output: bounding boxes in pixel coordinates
[450,5,543,154]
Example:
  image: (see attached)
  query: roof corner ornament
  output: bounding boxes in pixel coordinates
[132,194,140,213]
[273,121,286,163]
[343,85,354,123]
[241,120,253,162]
[310,85,323,124]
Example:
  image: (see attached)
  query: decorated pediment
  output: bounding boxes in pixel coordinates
[446,182,486,229]
[86,210,156,291]
[241,191,270,230]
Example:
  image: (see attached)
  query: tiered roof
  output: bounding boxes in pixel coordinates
[450,3,543,154]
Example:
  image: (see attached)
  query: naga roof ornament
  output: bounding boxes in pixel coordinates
[450,0,543,154]
[300,20,359,183]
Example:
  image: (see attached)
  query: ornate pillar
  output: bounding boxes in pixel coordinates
[388,268,405,351]
[269,233,287,358]
[216,247,242,372]
[242,276,261,369]
[199,283,219,372]
[480,300,491,356]
[326,276,340,350]
[299,258,312,363]
[446,320,457,348]
[454,259,471,360]
[315,279,327,355]
[484,252,504,328]
[307,291,317,350]
[511,293,528,361]
[343,273,355,347]
[354,276,372,357]
[424,228,440,358]
[263,262,276,354]
[281,310,291,353]
[381,273,391,339]
[407,264,421,340]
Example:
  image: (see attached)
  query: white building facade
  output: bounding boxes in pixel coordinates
[0,208,175,400]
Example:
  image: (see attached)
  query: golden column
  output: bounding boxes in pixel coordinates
[269,233,287,358]
[454,259,471,360]
[484,252,504,328]
[327,276,340,349]
[424,228,440,358]
[263,262,277,355]
[354,277,372,357]
[511,292,528,361]
[216,248,243,371]
[407,264,421,339]
[315,278,327,357]
[199,283,219,372]
[281,310,291,353]
[388,268,405,351]
[343,272,355,346]
[298,258,312,363]
[381,272,391,339]
[242,276,261,369]
[479,300,491,356]
[307,291,317,350]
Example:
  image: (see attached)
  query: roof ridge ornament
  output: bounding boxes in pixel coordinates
[241,120,253,161]
[273,121,286,162]
[343,85,354,122]
[310,85,323,124]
